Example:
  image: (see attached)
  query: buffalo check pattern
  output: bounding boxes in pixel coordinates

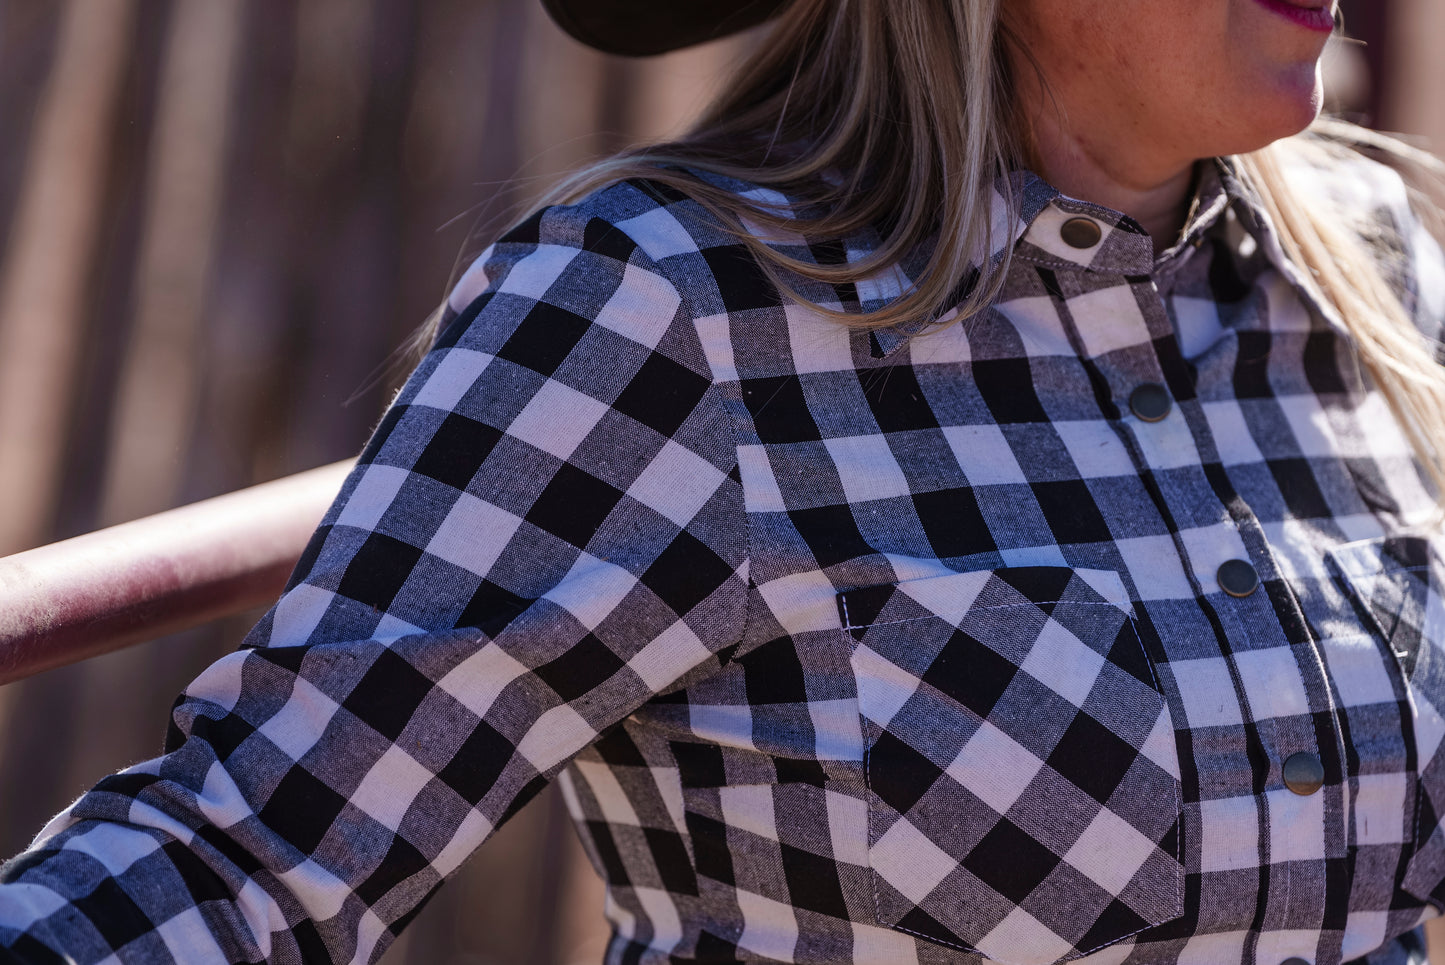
[840,568,1181,960]
[3,148,1445,965]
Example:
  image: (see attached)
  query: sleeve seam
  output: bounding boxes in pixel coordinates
[609,206,753,670]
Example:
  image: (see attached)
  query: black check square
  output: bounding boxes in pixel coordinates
[742,375,824,444]
[535,633,626,701]
[921,629,1019,720]
[411,413,503,491]
[342,647,436,743]
[972,357,1050,424]
[258,765,350,855]
[437,720,514,805]
[526,462,623,549]
[701,243,777,313]
[641,530,735,616]
[787,503,871,569]
[859,364,940,434]
[1046,711,1143,806]
[337,533,425,613]
[612,353,711,438]
[869,730,945,816]
[496,301,591,377]
[963,817,1063,905]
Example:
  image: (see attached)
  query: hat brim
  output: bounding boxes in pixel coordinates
[541,0,791,56]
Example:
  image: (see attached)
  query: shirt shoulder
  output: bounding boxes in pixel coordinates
[438,174,781,338]
[1281,135,1445,341]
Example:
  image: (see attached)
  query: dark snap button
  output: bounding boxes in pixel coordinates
[1283,751,1323,797]
[1060,216,1102,249]
[1128,383,1172,422]
[1217,559,1259,598]
[1280,959,1312,965]
[1282,753,1324,796]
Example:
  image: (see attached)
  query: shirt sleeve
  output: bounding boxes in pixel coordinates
[0,187,748,965]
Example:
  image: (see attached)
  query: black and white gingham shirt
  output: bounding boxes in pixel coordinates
[4,151,1445,965]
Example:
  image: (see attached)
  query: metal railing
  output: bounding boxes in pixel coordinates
[0,460,351,685]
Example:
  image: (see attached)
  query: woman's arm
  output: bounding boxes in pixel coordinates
[0,182,747,964]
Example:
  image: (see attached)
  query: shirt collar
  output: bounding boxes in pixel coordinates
[1011,160,1245,275]
[868,157,1345,357]
[1213,155,1350,338]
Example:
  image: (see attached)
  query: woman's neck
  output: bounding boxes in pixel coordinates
[1024,115,1197,255]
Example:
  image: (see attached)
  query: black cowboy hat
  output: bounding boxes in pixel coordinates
[541,0,792,56]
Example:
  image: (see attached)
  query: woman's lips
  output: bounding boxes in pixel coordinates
[1250,0,1336,33]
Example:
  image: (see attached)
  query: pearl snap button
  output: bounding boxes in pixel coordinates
[1216,559,1259,598]
[1282,753,1324,796]
[1060,216,1102,249]
[1128,383,1172,422]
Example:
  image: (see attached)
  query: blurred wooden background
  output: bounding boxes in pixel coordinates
[0,1,1439,962]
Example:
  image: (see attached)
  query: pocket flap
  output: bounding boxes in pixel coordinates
[840,566,1133,633]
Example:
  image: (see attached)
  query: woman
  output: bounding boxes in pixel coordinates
[3,0,1444,962]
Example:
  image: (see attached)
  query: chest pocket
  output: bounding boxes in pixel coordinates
[1332,536,1445,905]
[837,567,1183,965]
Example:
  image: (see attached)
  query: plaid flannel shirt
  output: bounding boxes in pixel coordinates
[4,149,1445,965]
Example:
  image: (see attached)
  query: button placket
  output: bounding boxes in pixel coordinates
[1053,226,1353,936]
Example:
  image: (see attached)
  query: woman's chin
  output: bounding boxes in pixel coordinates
[1271,62,1326,125]
[1215,71,1325,156]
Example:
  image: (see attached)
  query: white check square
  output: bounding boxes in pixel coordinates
[1354,772,1408,845]
[1021,618,1105,707]
[1201,401,1266,467]
[1054,419,1135,479]
[1168,657,1243,728]
[337,464,409,532]
[1233,648,1309,720]
[946,721,1042,816]
[424,494,523,577]
[593,263,681,349]
[412,349,494,412]
[1265,787,1326,863]
[1067,284,1151,358]
[496,244,579,299]
[941,424,1028,485]
[1198,795,1260,872]
[1112,534,1194,601]
[825,434,911,503]
[506,379,610,460]
[352,746,432,831]
[1063,805,1158,895]
[720,785,778,841]
[870,817,957,905]
[627,439,728,526]
[993,295,1075,357]
[258,675,340,762]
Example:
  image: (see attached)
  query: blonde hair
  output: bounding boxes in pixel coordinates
[446,0,1445,492]
[543,0,1018,327]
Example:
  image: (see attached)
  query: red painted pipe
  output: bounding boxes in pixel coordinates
[0,460,352,685]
